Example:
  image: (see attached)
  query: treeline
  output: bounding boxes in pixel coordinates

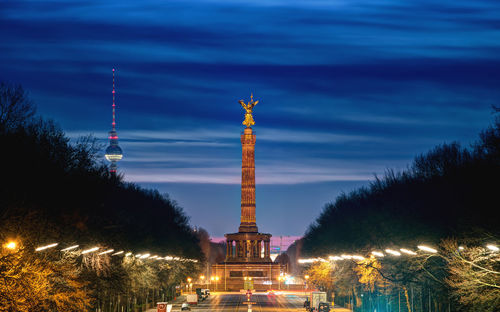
[0,83,202,311]
[300,109,500,311]
[304,114,499,253]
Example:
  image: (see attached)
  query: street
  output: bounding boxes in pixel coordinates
[149,292,351,312]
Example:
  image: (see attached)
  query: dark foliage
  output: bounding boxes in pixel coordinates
[0,82,201,258]
[303,114,500,255]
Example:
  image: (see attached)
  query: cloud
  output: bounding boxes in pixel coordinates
[2,0,500,235]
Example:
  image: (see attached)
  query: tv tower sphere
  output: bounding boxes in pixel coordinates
[105,68,123,173]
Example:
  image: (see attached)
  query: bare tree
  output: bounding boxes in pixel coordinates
[441,239,500,310]
[0,82,35,130]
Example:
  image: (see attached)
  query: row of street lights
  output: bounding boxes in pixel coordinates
[1,239,198,263]
[298,243,499,264]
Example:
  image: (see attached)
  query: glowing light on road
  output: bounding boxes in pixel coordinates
[82,247,100,254]
[385,249,401,256]
[371,251,384,257]
[98,249,114,255]
[418,245,437,253]
[487,244,499,252]
[35,243,58,252]
[329,256,343,261]
[112,251,124,256]
[400,248,417,255]
[352,255,365,260]
[61,245,79,251]
[341,254,352,259]
[140,253,150,259]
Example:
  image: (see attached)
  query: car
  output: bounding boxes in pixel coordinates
[318,302,331,312]
[181,303,190,311]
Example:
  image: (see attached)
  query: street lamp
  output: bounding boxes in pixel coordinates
[304,275,309,291]
[211,276,220,291]
[4,241,17,250]
[187,278,192,293]
[278,273,284,290]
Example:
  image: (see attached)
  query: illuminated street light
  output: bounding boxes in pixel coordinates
[4,241,17,250]
[458,246,464,250]
[112,251,124,256]
[352,255,365,261]
[82,247,100,254]
[98,249,114,255]
[418,245,437,253]
[385,249,401,256]
[140,253,150,259]
[125,252,132,256]
[35,243,58,252]
[400,248,417,255]
[61,245,79,252]
[371,251,384,257]
[487,244,499,252]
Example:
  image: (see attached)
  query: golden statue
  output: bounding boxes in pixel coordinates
[239,93,259,127]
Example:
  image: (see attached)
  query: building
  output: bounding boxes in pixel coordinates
[211,95,284,291]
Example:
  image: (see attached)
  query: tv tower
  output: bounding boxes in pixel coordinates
[104,68,123,173]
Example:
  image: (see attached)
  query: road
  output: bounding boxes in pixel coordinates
[150,292,351,312]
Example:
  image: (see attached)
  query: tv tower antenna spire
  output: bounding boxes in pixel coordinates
[105,68,123,173]
[112,68,116,131]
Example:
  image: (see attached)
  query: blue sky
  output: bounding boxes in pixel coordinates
[1,0,499,236]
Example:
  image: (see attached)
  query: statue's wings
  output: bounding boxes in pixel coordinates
[253,100,259,106]
[239,100,246,107]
